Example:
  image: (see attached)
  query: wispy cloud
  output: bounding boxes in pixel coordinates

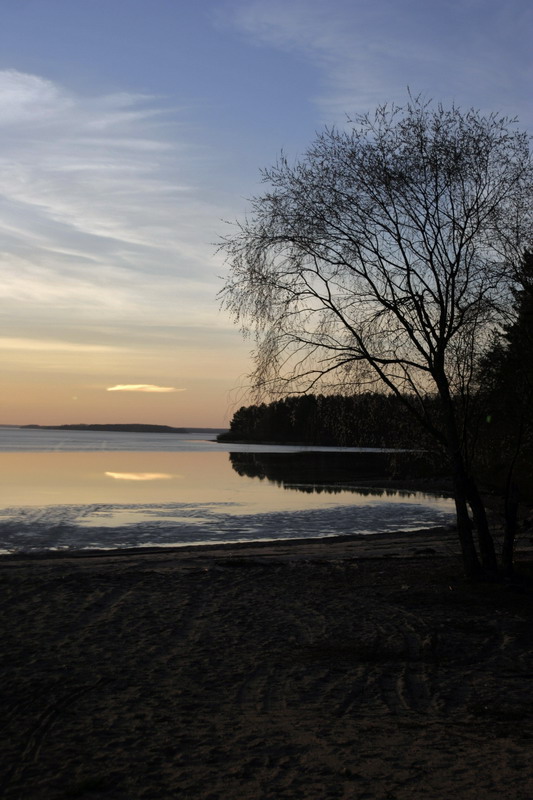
[106,384,183,393]
[227,0,533,126]
[227,0,421,116]
[0,69,226,334]
[0,337,123,353]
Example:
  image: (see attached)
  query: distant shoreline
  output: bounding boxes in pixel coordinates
[21,424,227,434]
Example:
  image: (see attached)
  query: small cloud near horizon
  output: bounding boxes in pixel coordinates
[106,384,184,393]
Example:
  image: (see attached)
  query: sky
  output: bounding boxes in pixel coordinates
[0,0,531,427]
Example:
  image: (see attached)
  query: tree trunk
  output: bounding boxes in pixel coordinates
[466,478,498,574]
[502,480,519,576]
[452,469,482,578]
[434,369,496,578]
[501,412,527,576]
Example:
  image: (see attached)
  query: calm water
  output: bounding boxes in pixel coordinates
[0,427,455,553]
[0,426,395,453]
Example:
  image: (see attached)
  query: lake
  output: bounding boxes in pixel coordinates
[0,427,456,553]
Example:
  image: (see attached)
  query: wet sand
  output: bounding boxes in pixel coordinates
[2,529,533,799]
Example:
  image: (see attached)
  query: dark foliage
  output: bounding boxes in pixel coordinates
[219,392,439,450]
[476,251,533,500]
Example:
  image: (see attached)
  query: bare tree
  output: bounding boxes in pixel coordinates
[220,98,532,578]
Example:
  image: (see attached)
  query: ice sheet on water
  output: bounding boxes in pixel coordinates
[0,499,455,553]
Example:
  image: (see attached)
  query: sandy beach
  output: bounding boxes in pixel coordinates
[2,528,533,800]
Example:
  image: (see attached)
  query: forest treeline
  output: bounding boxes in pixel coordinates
[219,387,532,497]
[218,393,435,449]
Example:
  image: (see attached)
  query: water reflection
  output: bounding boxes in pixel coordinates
[278,484,422,498]
[228,451,443,495]
[0,450,449,510]
[105,472,176,481]
[0,449,456,553]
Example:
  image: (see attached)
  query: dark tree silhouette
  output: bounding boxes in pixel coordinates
[219,393,436,449]
[220,98,532,578]
[477,251,533,570]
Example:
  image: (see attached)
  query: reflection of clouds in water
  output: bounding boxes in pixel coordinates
[105,472,179,481]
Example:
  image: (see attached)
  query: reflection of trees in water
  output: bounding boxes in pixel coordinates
[282,483,420,498]
[229,451,442,495]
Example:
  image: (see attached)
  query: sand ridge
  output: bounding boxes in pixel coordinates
[1,531,533,799]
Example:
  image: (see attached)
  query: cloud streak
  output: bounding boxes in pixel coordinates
[0,69,228,334]
[228,0,533,126]
[0,337,123,353]
[106,384,183,393]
